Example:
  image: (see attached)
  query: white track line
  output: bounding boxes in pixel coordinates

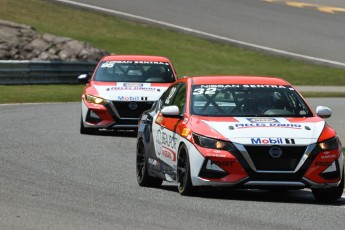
[53,0,345,69]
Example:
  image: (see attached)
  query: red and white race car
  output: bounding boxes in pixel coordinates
[79,55,177,134]
[136,76,344,202]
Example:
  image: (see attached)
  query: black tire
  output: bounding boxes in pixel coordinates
[312,174,344,202]
[80,117,96,135]
[177,145,197,196]
[136,142,162,187]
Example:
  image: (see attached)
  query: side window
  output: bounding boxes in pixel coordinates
[162,84,181,107]
[171,83,186,113]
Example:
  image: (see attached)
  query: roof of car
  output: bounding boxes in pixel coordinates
[101,55,171,62]
[186,76,290,85]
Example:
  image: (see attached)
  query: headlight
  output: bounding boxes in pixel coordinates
[318,137,339,150]
[85,94,107,105]
[192,133,236,151]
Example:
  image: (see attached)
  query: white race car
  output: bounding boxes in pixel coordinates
[79,55,177,134]
[136,76,344,202]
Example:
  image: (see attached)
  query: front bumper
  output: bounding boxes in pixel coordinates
[188,142,344,189]
[81,98,154,130]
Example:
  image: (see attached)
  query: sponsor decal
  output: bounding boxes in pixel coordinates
[161,146,176,161]
[181,128,190,137]
[100,61,169,68]
[117,96,148,101]
[156,130,162,150]
[285,138,295,144]
[321,154,337,159]
[107,86,158,91]
[211,160,235,167]
[247,118,278,123]
[206,153,227,158]
[124,83,144,87]
[100,61,117,68]
[193,85,293,95]
[251,138,295,144]
[156,115,163,124]
[182,118,188,124]
[193,88,217,95]
[156,129,177,149]
[198,84,288,89]
[138,123,146,132]
[315,162,333,167]
[235,123,302,129]
[133,61,170,65]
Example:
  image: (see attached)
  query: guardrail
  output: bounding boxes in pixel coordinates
[0,60,97,84]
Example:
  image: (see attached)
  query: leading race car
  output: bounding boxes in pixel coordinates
[136,76,344,202]
[79,55,177,134]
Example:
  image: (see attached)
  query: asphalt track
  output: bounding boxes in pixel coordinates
[0,102,344,229]
[51,0,345,68]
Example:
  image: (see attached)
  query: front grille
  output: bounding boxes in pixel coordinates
[244,146,307,171]
[112,101,154,118]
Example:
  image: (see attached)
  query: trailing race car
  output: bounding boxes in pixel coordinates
[136,76,344,202]
[79,55,177,134]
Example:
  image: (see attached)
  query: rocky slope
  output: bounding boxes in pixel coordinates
[0,20,109,61]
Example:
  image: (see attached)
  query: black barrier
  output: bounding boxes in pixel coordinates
[0,60,97,84]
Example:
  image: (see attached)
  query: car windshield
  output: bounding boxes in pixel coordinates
[93,61,175,83]
[191,84,313,117]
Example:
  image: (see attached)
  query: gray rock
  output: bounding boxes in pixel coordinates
[0,20,109,61]
[61,40,85,55]
[0,43,10,51]
[0,50,10,59]
[25,38,50,52]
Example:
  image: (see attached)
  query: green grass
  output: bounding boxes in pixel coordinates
[300,92,345,98]
[1,0,345,104]
[0,85,85,103]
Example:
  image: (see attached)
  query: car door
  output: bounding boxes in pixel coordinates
[151,83,187,177]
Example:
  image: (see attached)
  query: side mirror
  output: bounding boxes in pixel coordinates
[316,106,332,118]
[161,105,180,117]
[78,73,91,84]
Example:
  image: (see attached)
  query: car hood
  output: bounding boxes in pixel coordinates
[201,117,326,145]
[93,82,169,101]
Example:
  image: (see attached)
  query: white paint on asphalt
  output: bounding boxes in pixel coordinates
[53,0,345,69]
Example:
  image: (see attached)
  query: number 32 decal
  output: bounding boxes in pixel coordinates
[193,88,216,95]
